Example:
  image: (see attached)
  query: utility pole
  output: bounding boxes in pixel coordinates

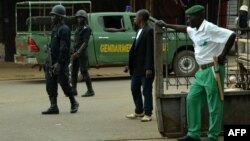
[3,0,16,61]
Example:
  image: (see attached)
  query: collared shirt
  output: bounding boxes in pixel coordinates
[136,29,143,39]
[135,28,143,48]
[74,25,91,50]
[50,22,71,64]
[187,20,233,65]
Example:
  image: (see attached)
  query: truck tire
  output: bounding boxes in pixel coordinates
[173,50,198,76]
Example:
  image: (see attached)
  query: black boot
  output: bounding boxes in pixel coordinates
[81,80,95,97]
[71,77,78,96]
[68,95,79,113]
[42,97,59,114]
[72,84,78,96]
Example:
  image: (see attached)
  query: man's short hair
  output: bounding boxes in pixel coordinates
[137,9,150,21]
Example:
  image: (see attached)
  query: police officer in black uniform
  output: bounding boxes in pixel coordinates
[71,10,95,97]
[42,5,79,114]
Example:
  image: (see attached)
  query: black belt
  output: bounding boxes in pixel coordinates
[199,62,214,70]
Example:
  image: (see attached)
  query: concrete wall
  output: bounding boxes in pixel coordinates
[0,0,3,42]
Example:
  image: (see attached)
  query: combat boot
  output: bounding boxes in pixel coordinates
[68,94,79,113]
[71,78,78,96]
[72,84,78,96]
[81,80,95,97]
[42,97,59,114]
[81,90,95,97]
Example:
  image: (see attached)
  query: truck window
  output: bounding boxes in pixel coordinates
[98,16,126,32]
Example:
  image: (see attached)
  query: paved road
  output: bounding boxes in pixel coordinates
[0,79,165,141]
[0,79,225,141]
[0,60,227,141]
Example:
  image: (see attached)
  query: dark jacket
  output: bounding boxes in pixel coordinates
[74,25,91,51]
[128,23,154,76]
[73,25,91,64]
[50,22,71,65]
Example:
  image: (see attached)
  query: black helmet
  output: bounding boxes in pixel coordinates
[50,5,66,17]
[75,10,87,18]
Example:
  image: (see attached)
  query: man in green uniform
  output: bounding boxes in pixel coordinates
[71,10,95,97]
[157,5,236,141]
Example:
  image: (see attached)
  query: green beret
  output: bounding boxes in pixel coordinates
[185,5,205,15]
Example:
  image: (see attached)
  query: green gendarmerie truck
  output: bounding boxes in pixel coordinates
[15,1,198,76]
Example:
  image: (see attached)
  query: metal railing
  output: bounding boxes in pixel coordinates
[155,26,250,91]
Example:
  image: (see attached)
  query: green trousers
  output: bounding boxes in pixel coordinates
[187,64,225,140]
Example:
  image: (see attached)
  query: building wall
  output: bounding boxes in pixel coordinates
[153,0,185,24]
[92,0,130,12]
[0,0,3,43]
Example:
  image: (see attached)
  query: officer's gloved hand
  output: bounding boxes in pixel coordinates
[53,63,61,75]
[146,69,153,78]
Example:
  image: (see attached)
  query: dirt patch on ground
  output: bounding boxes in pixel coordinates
[0,60,129,81]
[0,55,241,81]
[0,61,44,80]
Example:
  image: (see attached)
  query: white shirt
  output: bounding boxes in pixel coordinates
[187,20,233,65]
[136,29,143,39]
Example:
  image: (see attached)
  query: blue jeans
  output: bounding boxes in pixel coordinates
[131,75,153,116]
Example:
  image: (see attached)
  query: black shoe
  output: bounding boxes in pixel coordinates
[208,137,217,141]
[81,91,95,97]
[42,97,59,114]
[41,106,59,114]
[70,101,79,113]
[178,136,200,141]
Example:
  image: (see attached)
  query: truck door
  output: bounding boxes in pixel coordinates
[92,14,135,66]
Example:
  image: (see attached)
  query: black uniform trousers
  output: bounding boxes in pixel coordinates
[71,50,91,84]
[45,62,73,97]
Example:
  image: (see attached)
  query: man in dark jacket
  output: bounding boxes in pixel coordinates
[124,9,154,122]
[42,5,79,115]
[71,10,95,97]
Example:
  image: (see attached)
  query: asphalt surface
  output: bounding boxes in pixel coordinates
[0,79,225,141]
[0,61,225,141]
[0,79,164,141]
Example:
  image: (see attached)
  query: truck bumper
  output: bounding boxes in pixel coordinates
[14,54,38,64]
